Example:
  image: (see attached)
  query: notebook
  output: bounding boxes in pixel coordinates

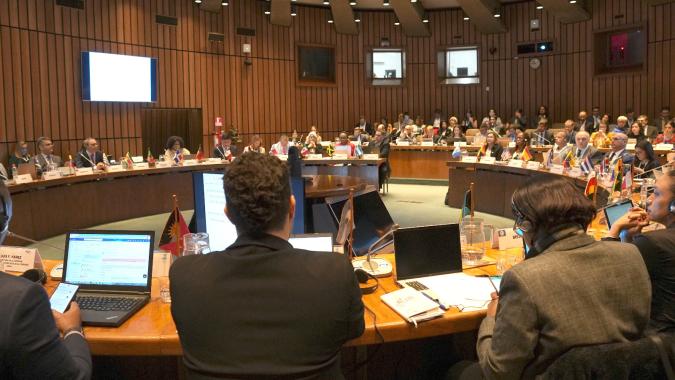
[380,288,444,325]
[393,224,494,311]
[62,230,154,327]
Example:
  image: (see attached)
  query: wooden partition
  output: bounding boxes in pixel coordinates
[0,0,673,163]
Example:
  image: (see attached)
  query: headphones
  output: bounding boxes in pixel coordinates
[20,268,47,285]
[354,268,379,294]
[0,181,12,245]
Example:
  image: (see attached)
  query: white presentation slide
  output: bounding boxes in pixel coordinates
[66,234,151,286]
[202,173,238,251]
[88,52,153,102]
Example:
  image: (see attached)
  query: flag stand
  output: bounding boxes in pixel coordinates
[469,182,475,220]
[346,189,355,261]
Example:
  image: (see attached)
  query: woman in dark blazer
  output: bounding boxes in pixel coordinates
[483,131,503,159]
[632,140,660,178]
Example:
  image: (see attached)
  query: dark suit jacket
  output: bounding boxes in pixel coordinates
[643,125,659,140]
[170,233,365,380]
[604,149,635,167]
[30,154,62,174]
[633,226,675,333]
[578,119,595,133]
[74,150,105,168]
[0,273,91,380]
[477,235,650,379]
[355,122,374,136]
[213,145,237,159]
[529,130,553,146]
[486,144,503,159]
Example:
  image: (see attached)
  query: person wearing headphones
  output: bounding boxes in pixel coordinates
[450,175,651,379]
[605,170,675,333]
[169,153,364,379]
[0,182,92,379]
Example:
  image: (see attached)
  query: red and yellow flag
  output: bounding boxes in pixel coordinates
[521,146,533,162]
[196,145,204,161]
[159,199,190,256]
[584,176,597,200]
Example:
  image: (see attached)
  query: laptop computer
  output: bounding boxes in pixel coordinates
[393,224,494,310]
[288,233,333,252]
[18,163,38,179]
[62,230,155,327]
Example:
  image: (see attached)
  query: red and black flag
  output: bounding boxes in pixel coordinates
[159,196,190,256]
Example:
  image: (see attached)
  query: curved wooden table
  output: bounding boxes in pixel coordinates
[304,174,372,199]
[41,249,512,356]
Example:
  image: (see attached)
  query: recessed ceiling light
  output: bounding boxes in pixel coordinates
[350,0,357,5]
[291,5,297,16]
[536,5,543,10]
[463,16,470,21]
[195,0,201,3]
[221,1,228,5]
[328,18,334,23]
[355,18,361,22]
[394,20,400,26]
[383,0,390,6]
[569,0,577,3]
[493,13,501,18]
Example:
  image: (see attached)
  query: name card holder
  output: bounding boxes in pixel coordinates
[362,154,380,160]
[626,144,636,151]
[508,159,524,168]
[421,141,434,147]
[550,164,564,175]
[568,167,583,177]
[332,154,348,160]
[525,161,541,170]
[0,246,42,273]
[14,174,33,184]
[156,161,171,168]
[134,162,150,169]
[307,154,323,160]
[461,156,478,163]
[182,159,198,166]
[396,141,410,146]
[106,165,124,172]
[131,156,144,163]
[480,157,496,165]
[456,142,468,147]
[508,141,516,148]
[276,155,288,161]
[493,228,524,250]
[43,171,62,180]
[207,158,223,163]
[655,143,674,150]
[75,167,94,176]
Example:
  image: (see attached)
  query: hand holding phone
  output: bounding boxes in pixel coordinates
[50,283,79,314]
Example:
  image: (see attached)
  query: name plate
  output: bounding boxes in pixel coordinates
[319,141,332,147]
[276,155,288,161]
[480,157,496,164]
[207,157,223,163]
[508,141,516,148]
[455,142,467,147]
[396,141,410,146]
[421,141,434,147]
[362,154,379,160]
[508,159,524,168]
[75,167,94,176]
[14,174,33,184]
[568,167,583,177]
[0,246,41,272]
[131,156,144,163]
[494,228,524,250]
[156,161,171,168]
[134,162,150,169]
[525,161,540,170]
[307,154,323,159]
[461,156,478,163]
[550,164,564,174]
[626,143,636,150]
[332,154,348,160]
[106,165,124,172]
[655,143,674,150]
[182,159,198,166]
[43,171,62,180]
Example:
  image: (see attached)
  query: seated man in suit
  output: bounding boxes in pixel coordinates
[75,137,107,170]
[30,136,62,174]
[563,120,577,145]
[604,132,634,167]
[372,130,391,190]
[214,132,237,161]
[170,153,364,379]
[350,127,369,145]
[355,115,373,136]
[529,119,553,146]
[577,110,594,133]
[565,131,603,165]
[549,131,571,165]
[0,181,92,379]
[638,115,659,141]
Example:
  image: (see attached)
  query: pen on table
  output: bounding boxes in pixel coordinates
[420,290,449,311]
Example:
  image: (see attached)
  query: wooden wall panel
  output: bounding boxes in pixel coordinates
[0,0,673,162]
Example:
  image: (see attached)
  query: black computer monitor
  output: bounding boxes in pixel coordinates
[327,190,395,256]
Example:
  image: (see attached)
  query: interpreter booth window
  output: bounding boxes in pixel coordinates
[367,49,405,86]
[593,25,646,76]
[438,47,479,85]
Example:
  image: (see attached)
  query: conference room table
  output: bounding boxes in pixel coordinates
[39,248,520,356]
[5,158,382,245]
[390,144,672,180]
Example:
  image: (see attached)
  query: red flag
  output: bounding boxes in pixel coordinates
[520,146,533,162]
[584,176,597,200]
[196,145,204,161]
[213,132,221,148]
[159,204,190,256]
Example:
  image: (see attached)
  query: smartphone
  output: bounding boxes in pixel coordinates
[50,283,79,313]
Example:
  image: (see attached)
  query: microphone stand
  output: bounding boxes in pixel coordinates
[352,224,399,277]
[532,131,553,146]
[634,161,673,178]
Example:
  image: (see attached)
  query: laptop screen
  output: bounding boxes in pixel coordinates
[289,234,333,252]
[63,231,154,291]
[393,224,463,280]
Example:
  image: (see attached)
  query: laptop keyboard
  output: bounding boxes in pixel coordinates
[405,281,429,291]
[76,296,143,312]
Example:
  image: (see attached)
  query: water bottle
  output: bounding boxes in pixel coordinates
[11,164,18,179]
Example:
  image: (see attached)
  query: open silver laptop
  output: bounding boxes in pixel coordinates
[289,233,333,252]
[62,230,154,327]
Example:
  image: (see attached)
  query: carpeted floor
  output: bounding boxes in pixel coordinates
[28,182,513,260]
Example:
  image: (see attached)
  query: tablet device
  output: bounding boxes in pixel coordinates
[604,200,633,228]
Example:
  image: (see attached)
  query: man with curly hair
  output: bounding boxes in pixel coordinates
[170,152,364,379]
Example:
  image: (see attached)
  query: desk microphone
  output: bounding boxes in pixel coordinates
[532,132,552,146]
[352,224,399,277]
[634,161,673,178]
[490,128,502,138]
